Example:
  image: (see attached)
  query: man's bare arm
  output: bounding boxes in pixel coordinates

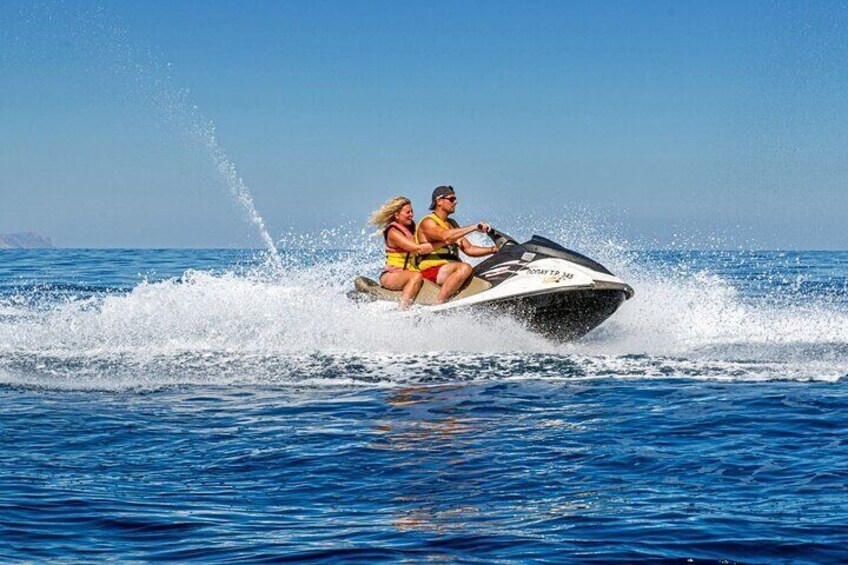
[419,218,482,245]
[457,238,498,257]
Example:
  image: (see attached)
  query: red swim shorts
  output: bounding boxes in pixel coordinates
[419,265,444,283]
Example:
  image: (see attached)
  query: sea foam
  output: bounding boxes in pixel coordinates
[0,236,845,391]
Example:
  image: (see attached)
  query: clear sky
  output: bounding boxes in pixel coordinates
[1,0,846,249]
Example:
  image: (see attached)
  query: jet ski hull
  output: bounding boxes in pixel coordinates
[467,287,628,341]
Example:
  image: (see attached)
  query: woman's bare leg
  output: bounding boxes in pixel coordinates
[380,271,424,310]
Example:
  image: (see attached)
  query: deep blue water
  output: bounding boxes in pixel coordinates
[1,249,847,563]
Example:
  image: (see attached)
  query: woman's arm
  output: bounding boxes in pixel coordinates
[386,228,441,254]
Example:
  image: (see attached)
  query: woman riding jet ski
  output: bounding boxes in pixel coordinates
[353,224,635,342]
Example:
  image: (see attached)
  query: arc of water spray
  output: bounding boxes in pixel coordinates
[37,3,285,268]
[130,37,286,269]
[176,106,284,274]
[201,124,284,272]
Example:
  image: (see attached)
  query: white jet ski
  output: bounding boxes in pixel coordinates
[351,228,634,341]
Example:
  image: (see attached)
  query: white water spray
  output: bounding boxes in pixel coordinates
[145,60,283,270]
[18,3,284,265]
[1,225,846,391]
[192,119,284,271]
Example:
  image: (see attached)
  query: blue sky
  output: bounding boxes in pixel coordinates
[1,0,846,248]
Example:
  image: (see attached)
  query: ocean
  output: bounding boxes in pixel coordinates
[1,247,846,563]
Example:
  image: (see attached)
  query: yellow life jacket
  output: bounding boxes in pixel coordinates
[383,221,419,272]
[415,213,461,271]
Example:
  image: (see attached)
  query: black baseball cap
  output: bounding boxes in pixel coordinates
[429,185,455,210]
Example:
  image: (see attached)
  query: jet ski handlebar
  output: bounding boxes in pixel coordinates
[482,226,519,250]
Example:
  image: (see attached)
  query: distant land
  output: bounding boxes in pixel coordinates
[0,232,53,249]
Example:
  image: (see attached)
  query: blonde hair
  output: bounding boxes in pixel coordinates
[369,196,411,228]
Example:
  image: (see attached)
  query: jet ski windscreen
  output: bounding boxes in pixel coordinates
[522,236,614,276]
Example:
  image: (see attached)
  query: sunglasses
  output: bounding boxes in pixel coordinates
[441,196,458,202]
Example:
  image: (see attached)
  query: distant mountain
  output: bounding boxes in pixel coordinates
[0,232,53,249]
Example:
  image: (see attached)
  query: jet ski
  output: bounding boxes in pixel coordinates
[352,228,634,341]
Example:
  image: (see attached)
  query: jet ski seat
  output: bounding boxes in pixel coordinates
[354,275,491,306]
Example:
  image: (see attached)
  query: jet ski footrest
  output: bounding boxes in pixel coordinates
[353,275,491,306]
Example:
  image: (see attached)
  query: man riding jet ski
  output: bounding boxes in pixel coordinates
[353,226,635,341]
